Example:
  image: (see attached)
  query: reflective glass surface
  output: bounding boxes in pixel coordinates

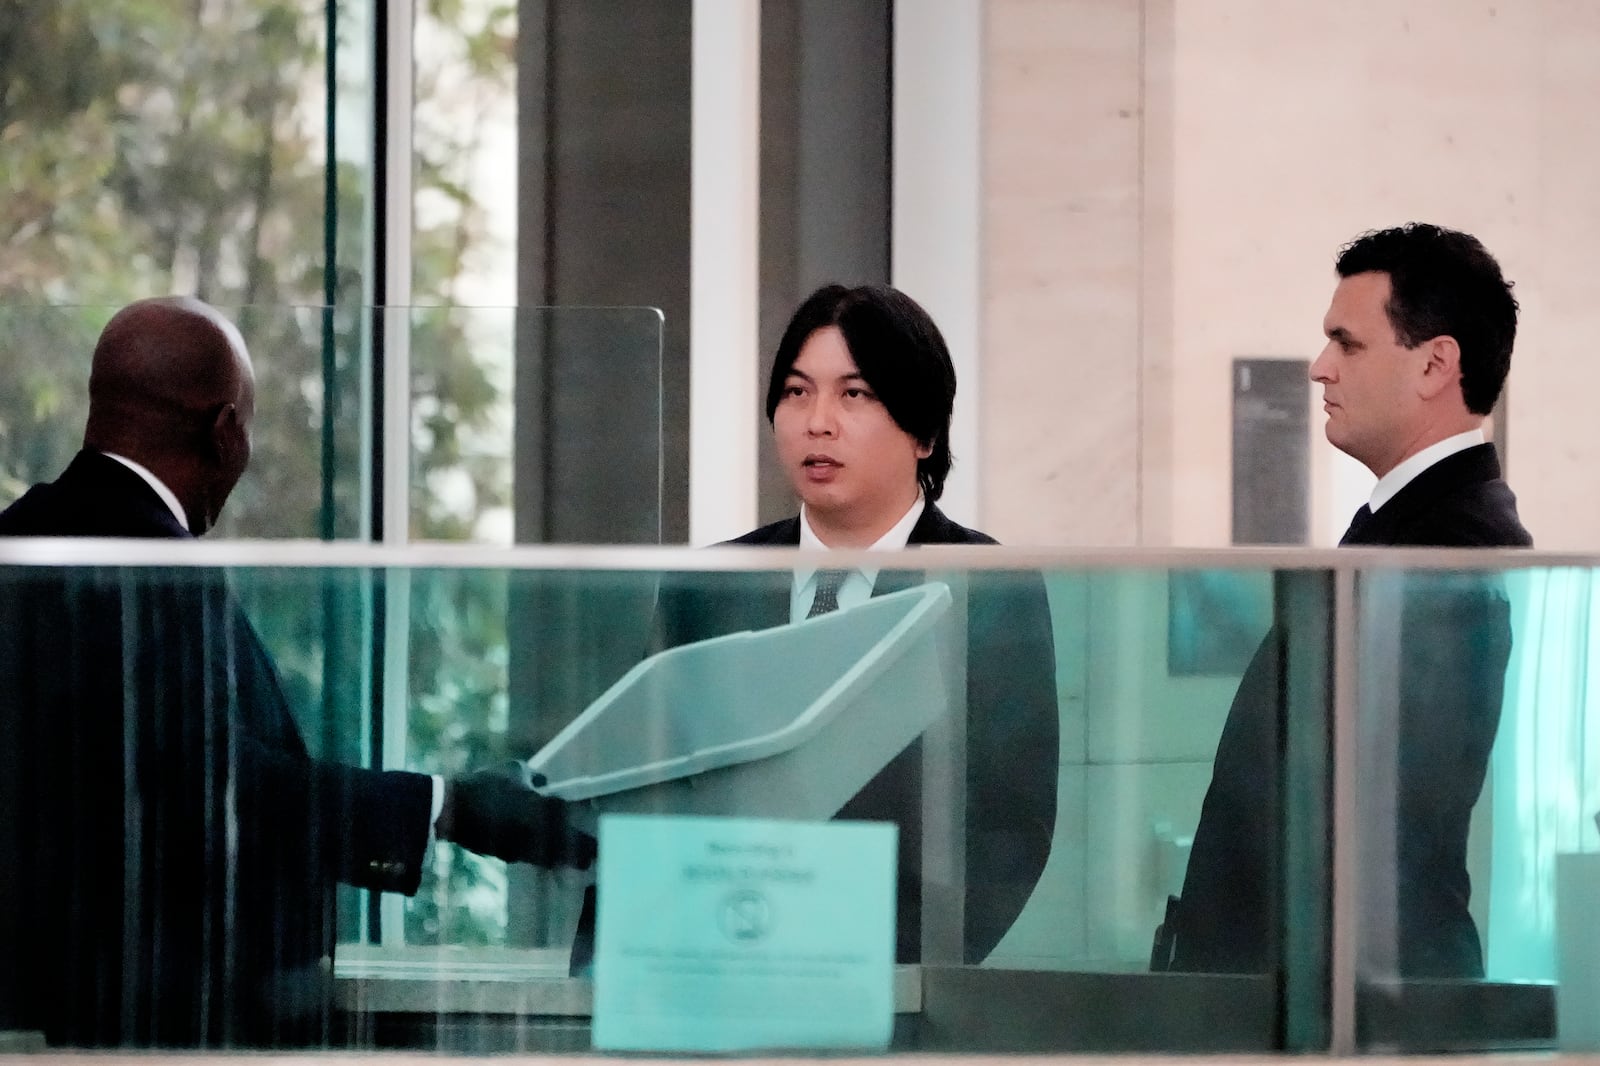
[0,544,1331,1054]
[4,546,1589,1055]
[1354,563,1594,1052]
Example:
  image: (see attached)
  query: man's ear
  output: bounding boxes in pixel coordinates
[208,403,240,461]
[915,440,934,460]
[1417,335,1462,401]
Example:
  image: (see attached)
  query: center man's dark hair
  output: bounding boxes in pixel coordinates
[1335,223,1518,415]
[765,284,957,502]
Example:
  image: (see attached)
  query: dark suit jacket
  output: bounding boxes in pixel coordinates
[654,503,1059,963]
[0,451,434,1048]
[1170,443,1530,978]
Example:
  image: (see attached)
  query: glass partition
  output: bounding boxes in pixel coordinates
[1354,560,1591,1052]
[0,543,1340,1054]
[9,544,1588,1055]
[0,304,664,544]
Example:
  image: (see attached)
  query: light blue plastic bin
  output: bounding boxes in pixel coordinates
[528,583,955,824]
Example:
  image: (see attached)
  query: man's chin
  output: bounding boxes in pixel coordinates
[790,474,836,502]
[796,489,851,522]
[1323,430,1372,470]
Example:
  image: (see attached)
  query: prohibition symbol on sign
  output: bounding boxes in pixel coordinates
[719,888,773,943]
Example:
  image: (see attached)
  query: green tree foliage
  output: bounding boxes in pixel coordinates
[2,0,357,533]
[0,0,512,539]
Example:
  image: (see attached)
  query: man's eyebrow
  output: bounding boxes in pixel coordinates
[1325,325,1359,345]
[784,369,869,384]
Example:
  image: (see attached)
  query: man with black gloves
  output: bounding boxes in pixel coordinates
[0,297,590,1049]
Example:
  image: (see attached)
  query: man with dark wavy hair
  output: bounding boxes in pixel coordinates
[1160,225,1531,979]
[1317,223,1521,487]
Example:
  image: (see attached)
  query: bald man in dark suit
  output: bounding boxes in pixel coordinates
[0,298,587,1048]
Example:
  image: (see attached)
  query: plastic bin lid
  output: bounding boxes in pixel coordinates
[527,582,953,801]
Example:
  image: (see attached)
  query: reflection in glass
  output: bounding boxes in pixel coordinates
[0,553,1315,1053]
[1357,569,1514,981]
[1488,567,1600,982]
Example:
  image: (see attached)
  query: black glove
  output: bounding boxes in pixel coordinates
[436,761,596,869]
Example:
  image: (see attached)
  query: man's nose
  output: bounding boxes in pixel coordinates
[1310,346,1335,383]
[806,395,838,436]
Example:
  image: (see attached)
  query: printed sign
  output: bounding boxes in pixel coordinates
[591,814,896,1051]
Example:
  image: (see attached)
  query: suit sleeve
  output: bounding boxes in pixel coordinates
[1391,571,1512,976]
[133,572,434,897]
[962,569,1060,960]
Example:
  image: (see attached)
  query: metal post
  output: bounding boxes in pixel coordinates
[1329,567,1359,1054]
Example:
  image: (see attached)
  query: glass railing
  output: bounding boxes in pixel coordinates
[0,541,1592,1055]
[1348,561,1595,1052]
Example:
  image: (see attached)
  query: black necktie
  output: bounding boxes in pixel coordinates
[1340,503,1374,546]
[807,569,849,618]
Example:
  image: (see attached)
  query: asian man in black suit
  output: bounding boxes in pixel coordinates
[655,284,1060,964]
[0,297,590,1048]
[1158,225,1532,978]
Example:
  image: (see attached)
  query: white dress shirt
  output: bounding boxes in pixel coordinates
[100,450,447,829]
[790,494,926,623]
[1369,428,1486,514]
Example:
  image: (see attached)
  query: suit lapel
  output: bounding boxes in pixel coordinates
[869,504,954,597]
[871,566,925,598]
[760,518,802,622]
[907,502,963,545]
[1349,444,1503,546]
[751,516,803,546]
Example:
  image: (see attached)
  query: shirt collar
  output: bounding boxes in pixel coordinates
[1369,428,1485,514]
[100,451,190,533]
[796,493,926,587]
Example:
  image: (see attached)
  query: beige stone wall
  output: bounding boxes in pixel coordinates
[983,0,1600,550]
[982,0,1146,546]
